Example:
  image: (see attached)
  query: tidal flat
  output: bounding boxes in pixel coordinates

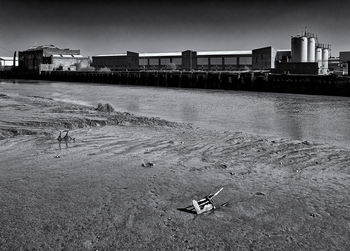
[0,93,349,250]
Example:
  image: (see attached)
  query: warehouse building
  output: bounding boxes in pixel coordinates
[19,45,90,72]
[93,50,253,71]
[139,52,182,70]
[339,51,350,75]
[252,47,292,70]
[92,51,139,71]
[196,50,252,71]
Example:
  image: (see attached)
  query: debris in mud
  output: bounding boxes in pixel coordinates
[302,140,311,145]
[54,155,60,158]
[95,103,115,112]
[218,164,228,169]
[178,187,223,215]
[0,93,9,99]
[255,192,265,196]
[142,162,155,167]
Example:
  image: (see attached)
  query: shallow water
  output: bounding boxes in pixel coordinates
[1,79,350,148]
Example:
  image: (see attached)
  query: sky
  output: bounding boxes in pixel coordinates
[0,0,349,57]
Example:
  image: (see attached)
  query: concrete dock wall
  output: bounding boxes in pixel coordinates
[1,70,350,97]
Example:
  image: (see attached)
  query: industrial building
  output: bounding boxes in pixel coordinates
[19,45,90,72]
[12,31,335,75]
[89,31,336,75]
[0,56,18,70]
[93,50,253,71]
[92,51,139,71]
[275,32,331,75]
[339,51,350,75]
[252,47,292,70]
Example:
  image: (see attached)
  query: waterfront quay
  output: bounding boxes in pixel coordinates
[1,70,350,97]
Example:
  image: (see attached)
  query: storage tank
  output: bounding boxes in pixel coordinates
[291,36,308,62]
[315,47,323,74]
[322,48,329,74]
[307,37,316,62]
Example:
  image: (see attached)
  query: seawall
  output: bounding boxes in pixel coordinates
[1,70,350,97]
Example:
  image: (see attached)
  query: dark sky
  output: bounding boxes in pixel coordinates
[0,0,349,57]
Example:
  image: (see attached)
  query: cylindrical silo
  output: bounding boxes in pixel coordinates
[322,48,329,74]
[315,47,323,74]
[291,36,308,62]
[307,37,316,62]
[300,36,308,62]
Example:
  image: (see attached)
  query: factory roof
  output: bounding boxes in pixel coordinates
[95,50,253,58]
[197,50,252,56]
[94,53,128,57]
[26,45,60,51]
[139,52,182,57]
[51,54,85,58]
[0,56,16,60]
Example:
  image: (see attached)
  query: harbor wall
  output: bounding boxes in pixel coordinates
[1,70,350,97]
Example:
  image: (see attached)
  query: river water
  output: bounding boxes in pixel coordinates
[1,79,350,148]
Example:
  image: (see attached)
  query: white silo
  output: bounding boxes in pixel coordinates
[307,37,316,62]
[300,36,308,62]
[322,48,329,74]
[291,36,308,62]
[315,47,323,74]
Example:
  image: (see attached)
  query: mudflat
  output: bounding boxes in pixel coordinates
[0,94,349,250]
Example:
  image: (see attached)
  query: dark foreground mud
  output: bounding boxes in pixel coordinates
[0,94,349,250]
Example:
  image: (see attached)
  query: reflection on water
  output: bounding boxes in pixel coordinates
[1,80,350,148]
[181,103,198,123]
[274,97,304,140]
[126,96,140,113]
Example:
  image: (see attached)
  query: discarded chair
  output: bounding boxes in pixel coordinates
[178,187,223,215]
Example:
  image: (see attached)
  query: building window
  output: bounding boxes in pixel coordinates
[149,58,159,65]
[197,57,209,65]
[139,58,148,65]
[239,57,252,65]
[160,58,171,65]
[224,57,237,65]
[172,57,182,65]
[210,57,222,65]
